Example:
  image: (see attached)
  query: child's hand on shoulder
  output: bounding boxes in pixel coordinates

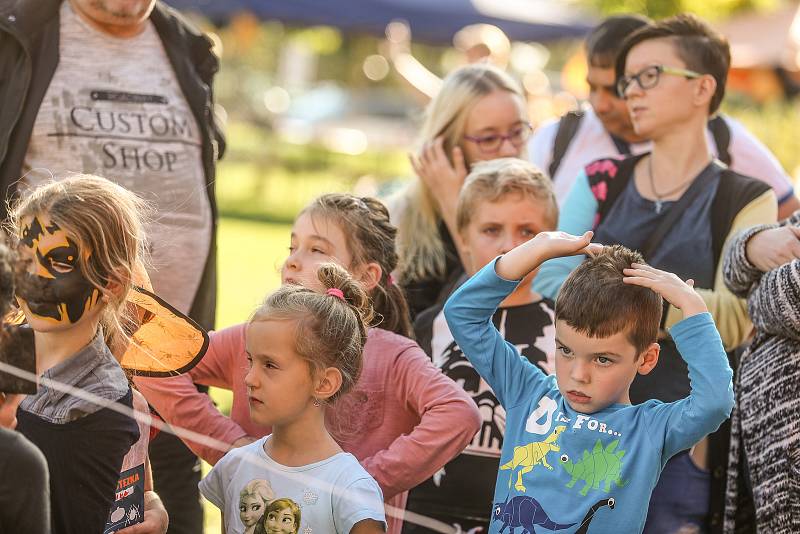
[496,231,602,281]
[623,263,707,319]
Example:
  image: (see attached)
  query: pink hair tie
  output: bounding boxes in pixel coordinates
[387,273,395,286]
[326,288,345,300]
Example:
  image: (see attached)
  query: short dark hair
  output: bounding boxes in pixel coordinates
[555,245,663,355]
[615,13,730,114]
[586,14,652,68]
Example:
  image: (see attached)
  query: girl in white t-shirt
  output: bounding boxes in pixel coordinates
[200,263,386,534]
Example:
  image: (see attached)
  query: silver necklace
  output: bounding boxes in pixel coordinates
[647,155,696,214]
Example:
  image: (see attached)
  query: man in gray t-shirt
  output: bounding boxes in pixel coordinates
[0,1,226,532]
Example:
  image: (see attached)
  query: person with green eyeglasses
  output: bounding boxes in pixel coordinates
[616,64,703,100]
[533,13,777,534]
[528,15,799,219]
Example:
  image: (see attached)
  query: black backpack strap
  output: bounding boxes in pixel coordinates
[548,110,585,180]
[707,116,732,166]
[586,154,646,229]
[709,169,771,281]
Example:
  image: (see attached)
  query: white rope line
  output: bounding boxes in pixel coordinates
[0,360,458,533]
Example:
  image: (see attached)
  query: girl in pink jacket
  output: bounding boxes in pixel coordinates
[135,194,481,534]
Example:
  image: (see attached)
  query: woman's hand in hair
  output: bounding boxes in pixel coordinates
[745,225,800,272]
[409,136,467,231]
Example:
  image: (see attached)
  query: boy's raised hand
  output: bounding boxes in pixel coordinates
[623,263,707,319]
[496,231,602,281]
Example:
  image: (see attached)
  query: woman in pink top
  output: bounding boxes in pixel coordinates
[135,194,481,534]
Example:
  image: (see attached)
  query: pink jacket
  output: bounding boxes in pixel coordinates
[135,325,480,534]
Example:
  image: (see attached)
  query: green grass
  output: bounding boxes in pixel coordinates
[216,217,289,328]
[214,122,410,223]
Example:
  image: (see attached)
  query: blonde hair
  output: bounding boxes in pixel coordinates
[264,498,301,534]
[240,479,274,504]
[396,63,525,284]
[8,174,150,347]
[302,194,412,338]
[456,158,558,233]
[250,263,373,403]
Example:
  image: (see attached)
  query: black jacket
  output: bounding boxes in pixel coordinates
[0,0,225,330]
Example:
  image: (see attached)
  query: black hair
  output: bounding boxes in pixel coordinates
[586,15,652,68]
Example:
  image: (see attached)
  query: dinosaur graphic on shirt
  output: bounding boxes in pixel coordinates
[500,425,567,491]
[559,439,628,496]
[491,495,616,533]
[575,498,616,533]
[491,495,575,532]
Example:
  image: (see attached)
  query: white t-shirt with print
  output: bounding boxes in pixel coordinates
[22,1,211,315]
[199,436,386,534]
[528,105,794,204]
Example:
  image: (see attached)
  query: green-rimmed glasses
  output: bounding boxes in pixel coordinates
[616,65,703,99]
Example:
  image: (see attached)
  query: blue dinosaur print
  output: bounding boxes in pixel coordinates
[491,495,616,533]
[491,495,575,533]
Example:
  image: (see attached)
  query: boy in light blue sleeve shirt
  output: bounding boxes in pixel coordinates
[444,230,734,533]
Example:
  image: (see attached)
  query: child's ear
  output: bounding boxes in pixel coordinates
[357,262,382,291]
[103,267,136,301]
[636,342,660,375]
[314,367,343,402]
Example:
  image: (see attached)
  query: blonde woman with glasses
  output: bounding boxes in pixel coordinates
[392,63,531,317]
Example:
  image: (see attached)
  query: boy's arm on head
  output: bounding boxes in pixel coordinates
[623,265,732,460]
[662,190,777,350]
[495,230,597,282]
[134,325,251,464]
[533,171,599,299]
[444,259,553,409]
[650,313,734,462]
[359,345,481,498]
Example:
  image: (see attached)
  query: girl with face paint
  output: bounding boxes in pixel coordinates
[9,174,150,534]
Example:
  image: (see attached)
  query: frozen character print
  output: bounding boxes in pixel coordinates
[240,479,275,534]
[255,498,301,534]
[559,440,628,496]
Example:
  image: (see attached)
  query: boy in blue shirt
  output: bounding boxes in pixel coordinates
[444,230,734,533]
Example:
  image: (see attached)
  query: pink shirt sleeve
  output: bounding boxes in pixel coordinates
[133,324,250,464]
[360,344,481,499]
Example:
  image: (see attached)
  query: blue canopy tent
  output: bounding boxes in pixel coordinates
[165,0,593,43]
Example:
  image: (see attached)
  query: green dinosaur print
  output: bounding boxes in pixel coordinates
[559,439,628,496]
[500,425,567,492]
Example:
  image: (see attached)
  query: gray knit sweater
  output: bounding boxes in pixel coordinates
[722,211,800,533]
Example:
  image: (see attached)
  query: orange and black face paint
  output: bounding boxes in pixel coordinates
[15,215,103,325]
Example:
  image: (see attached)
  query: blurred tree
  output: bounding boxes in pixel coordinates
[588,0,779,19]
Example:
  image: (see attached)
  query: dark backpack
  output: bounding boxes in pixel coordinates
[584,155,770,276]
[548,110,732,181]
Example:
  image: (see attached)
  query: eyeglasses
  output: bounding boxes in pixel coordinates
[616,65,703,99]
[463,123,533,154]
